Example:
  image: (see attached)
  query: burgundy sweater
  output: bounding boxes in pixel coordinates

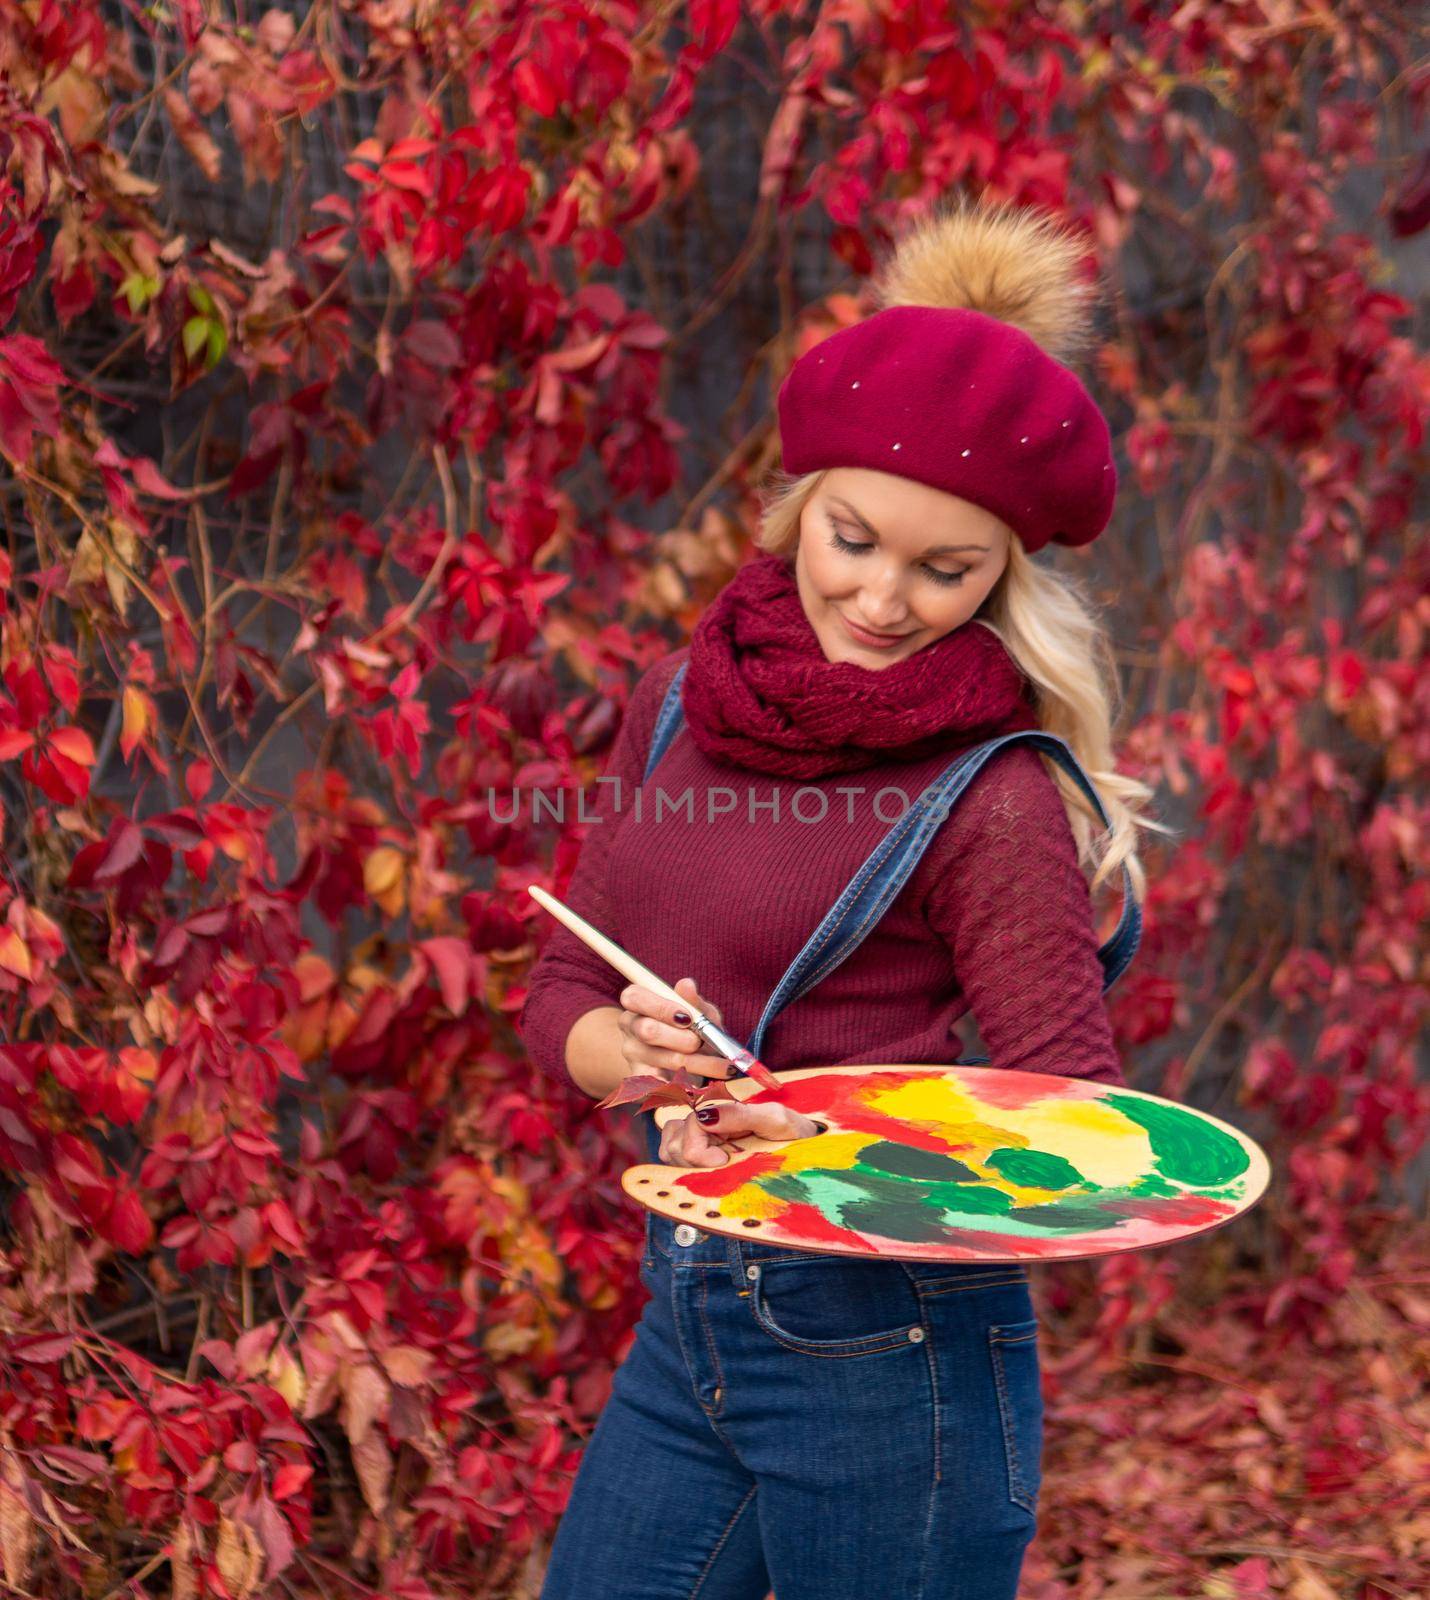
[518,646,1126,1092]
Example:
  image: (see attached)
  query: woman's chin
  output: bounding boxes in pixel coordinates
[824,644,904,668]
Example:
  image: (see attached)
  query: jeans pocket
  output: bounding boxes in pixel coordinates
[749,1256,926,1358]
[987,1318,1044,1516]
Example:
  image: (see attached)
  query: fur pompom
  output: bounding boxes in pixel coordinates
[871,195,1100,365]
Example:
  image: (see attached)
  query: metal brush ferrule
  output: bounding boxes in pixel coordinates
[687,1013,754,1069]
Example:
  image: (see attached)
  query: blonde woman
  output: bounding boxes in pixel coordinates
[521,197,1162,1600]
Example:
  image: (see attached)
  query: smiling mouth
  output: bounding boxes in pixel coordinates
[841,613,914,642]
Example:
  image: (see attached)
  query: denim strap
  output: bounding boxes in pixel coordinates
[642,659,691,786]
[640,660,1142,1060]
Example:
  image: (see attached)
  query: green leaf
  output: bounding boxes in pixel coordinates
[183,316,209,362]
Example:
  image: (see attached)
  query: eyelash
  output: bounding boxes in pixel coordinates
[826,522,967,587]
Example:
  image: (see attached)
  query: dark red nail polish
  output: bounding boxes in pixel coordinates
[674,1010,691,1024]
[695,1106,719,1123]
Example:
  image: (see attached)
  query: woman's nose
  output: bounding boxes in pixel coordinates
[860,570,909,625]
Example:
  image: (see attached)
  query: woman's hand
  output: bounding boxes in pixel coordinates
[659,1097,821,1168]
[616,976,735,1081]
[617,976,822,1163]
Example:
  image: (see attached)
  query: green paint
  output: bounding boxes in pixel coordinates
[857,1141,981,1184]
[1002,1200,1123,1232]
[1105,1094,1249,1186]
[773,1166,1015,1237]
[986,1146,1089,1190]
[740,1110,1249,1248]
[838,1197,947,1242]
[923,1181,1015,1216]
[1196,1181,1248,1201]
[1128,1170,1181,1198]
[776,1168,901,1217]
[759,1172,816,1205]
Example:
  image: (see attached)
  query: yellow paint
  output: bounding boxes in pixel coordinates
[769,1131,868,1175]
[862,1075,984,1126]
[720,1183,791,1221]
[859,1073,1153,1189]
[861,1077,1027,1155]
[985,1100,1151,1188]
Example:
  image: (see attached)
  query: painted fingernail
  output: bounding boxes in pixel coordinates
[674,1010,691,1024]
[695,1107,719,1124]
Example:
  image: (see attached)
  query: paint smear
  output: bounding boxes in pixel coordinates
[661,1067,1259,1258]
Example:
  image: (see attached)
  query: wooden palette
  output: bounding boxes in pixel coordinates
[623,1065,1270,1262]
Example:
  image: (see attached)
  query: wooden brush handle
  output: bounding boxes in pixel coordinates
[526,884,698,1016]
[526,883,781,1094]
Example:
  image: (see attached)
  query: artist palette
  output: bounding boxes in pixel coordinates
[623,1065,1270,1262]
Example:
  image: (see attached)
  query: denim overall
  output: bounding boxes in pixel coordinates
[540,662,1143,1600]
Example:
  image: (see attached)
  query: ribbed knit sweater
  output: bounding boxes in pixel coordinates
[518,646,1125,1092]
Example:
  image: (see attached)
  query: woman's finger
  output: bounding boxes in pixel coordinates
[679,1109,730,1167]
[692,1100,820,1144]
[619,983,683,1021]
[623,1009,729,1063]
[660,1111,729,1168]
[619,980,723,1036]
[673,976,722,1027]
[619,979,733,1077]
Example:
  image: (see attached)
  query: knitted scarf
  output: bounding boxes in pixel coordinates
[682,553,1039,779]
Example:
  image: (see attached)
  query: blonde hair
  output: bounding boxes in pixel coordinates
[752,475,1168,902]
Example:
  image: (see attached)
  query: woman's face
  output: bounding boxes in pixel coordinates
[794,468,1013,667]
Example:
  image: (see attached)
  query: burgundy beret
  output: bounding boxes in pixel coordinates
[776,304,1117,554]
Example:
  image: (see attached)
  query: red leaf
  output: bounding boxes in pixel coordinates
[93,820,144,883]
[102,1187,154,1253]
[421,936,471,1016]
[271,1462,313,1501]
[0,333,64,462]
[48,725,95,766]
[594,1073,671,1110]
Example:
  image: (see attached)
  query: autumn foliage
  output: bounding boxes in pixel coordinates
[0,1,1426,1597]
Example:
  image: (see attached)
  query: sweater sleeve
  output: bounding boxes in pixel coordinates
[919,745,1127,1088]
[516,650,685,1090]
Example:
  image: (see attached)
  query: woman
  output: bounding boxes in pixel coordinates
[520,197,1163,1600]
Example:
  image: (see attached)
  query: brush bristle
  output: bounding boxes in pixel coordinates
[870,195,1100,364]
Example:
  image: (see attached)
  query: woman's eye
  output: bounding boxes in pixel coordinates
[827,525,870,556]
[923,566,966,587]
[826,522,966,586]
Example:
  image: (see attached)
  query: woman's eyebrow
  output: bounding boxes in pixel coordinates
[827,497,989,555]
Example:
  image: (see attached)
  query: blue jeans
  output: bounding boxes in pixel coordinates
[540,1206,1043,1599]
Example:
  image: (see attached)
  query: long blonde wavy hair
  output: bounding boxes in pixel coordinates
[750,196,1172,903]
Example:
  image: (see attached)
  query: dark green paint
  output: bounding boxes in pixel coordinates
[856,1141,982,1183]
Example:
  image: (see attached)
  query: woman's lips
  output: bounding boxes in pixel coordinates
[839,611,913,649]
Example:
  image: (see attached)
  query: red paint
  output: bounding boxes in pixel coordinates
[976,1232,1061,1257]
[677,1150,785,1197]
[743,1060,781,1092]
[966,1067,1088,1108]
[769,1202,879,1252]
[751,1069,992,1154]
[751,1074,851,1115]
[837,1107,962,1153]
[1104,1194,1233,1225]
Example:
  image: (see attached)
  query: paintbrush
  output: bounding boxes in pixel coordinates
[525,884,782,1094]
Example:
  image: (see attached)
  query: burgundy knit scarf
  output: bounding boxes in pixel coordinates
[683,552,1039,779]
